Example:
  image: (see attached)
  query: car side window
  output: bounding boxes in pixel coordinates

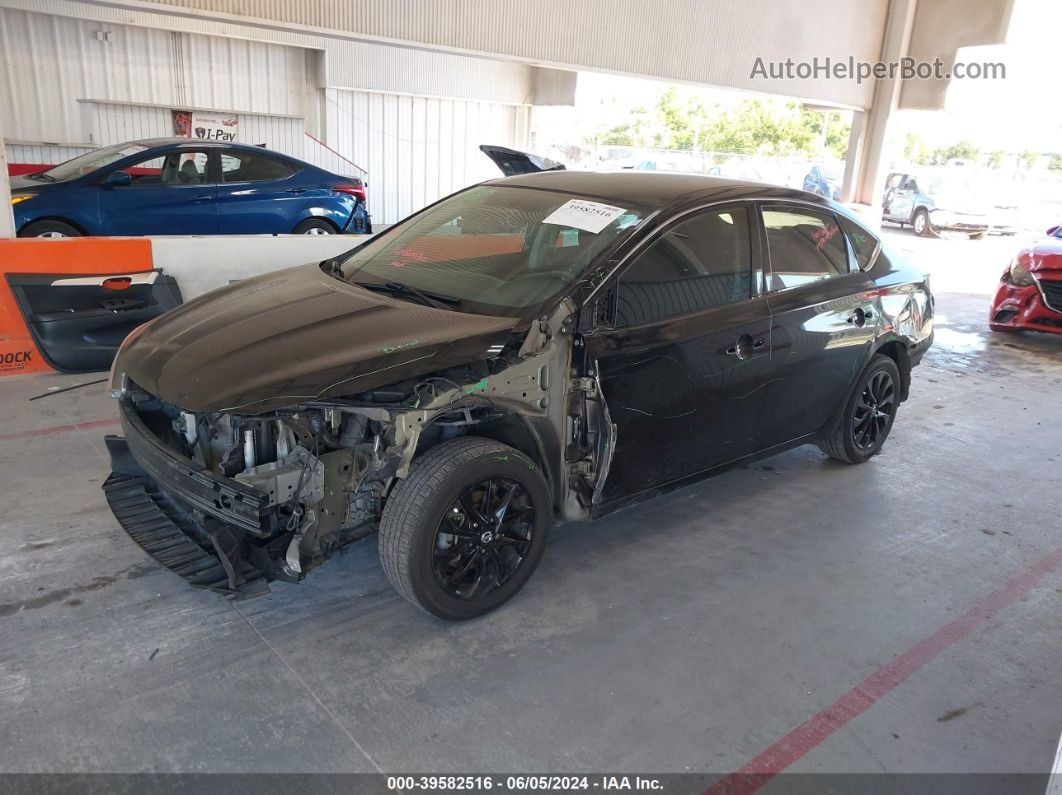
[901,176,919,191]
[838,216,880,271]
[116,151,210,186]
[614,207,752,327]
[885,174,904,190]
[762,206,850,291]
[221,151,297,183]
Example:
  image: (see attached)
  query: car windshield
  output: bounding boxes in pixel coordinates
[331,185,647,318]
[37,143,151,182]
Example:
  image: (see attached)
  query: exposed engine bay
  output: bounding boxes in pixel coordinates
[108,300,613,593]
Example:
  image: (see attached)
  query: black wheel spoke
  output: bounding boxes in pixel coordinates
[443,548,481,587]
[494,482,519,522]
[442,514,479,538]
[851,369,895,451]
[458,490,488,525]
[432,476,537,602]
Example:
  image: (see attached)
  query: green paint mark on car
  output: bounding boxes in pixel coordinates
[379,339,420,354]
[493,454,536,470]
[463,378,489,394]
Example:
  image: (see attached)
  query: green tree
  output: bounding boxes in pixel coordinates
[904,132,931,165]
[985,150,1006,170]
[1019,150,1042,170]
[1048,153,1062,172]
[932,139,979,164]
[591,93,851,159]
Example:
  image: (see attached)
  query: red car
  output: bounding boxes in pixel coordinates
[990,225,1062,333]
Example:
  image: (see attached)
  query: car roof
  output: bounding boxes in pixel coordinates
[483,170,829,209]
[127,138,288,155]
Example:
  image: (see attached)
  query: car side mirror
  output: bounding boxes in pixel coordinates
[1047,225,1060,237]
[102,171,132,188]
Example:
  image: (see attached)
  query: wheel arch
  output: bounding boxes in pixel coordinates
[873,339,912,401]
[410,411,562,514]
[18,216,91,237]
[291,215,341,234]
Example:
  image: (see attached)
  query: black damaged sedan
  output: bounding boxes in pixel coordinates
[105,171,933,620]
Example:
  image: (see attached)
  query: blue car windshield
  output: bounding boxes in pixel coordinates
[38,143,151,182]
[332,185,646,318]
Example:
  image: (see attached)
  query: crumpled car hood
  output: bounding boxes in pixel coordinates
[117,263,518,413]
[1028,236,1062,271]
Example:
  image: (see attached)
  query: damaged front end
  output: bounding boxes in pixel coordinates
[103,301,610,597]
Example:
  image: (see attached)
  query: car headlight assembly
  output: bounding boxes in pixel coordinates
[10,194,34,206]
[1008,257,1035,286]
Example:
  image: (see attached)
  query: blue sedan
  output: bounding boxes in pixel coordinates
[11,139,371,237]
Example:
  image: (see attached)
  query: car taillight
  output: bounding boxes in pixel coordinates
[332,183,366,202]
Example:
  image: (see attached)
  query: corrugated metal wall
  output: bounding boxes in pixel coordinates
[325,39,533,104]
[5,143,94,165]
[326,89,529,226]
[80,100,306,155]
[0,7,307,144]
[131,0,887,108]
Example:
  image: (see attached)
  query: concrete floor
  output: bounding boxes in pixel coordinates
[1,227,1060,783]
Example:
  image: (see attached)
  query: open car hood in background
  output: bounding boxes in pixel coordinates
[116,263,518,414]
[479,144,566,176]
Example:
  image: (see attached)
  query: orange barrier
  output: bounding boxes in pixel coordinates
[0,238,153,375]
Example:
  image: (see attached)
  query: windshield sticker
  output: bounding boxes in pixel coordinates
[542,200,627,234]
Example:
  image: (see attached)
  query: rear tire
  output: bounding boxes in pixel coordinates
[293,218,337,235]
[378,437,551,620]
[18,220,82,238]
[818,354,901,464]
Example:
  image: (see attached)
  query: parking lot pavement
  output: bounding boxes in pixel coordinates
[0,234,1060,778]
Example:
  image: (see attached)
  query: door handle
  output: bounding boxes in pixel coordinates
[726,334,761,360]
[846,308,867,327]
[192,195,214,204]
[285,188,307,195]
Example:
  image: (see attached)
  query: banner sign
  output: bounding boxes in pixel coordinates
[173,110,238,142]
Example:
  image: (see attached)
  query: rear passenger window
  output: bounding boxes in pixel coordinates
[762,207,849,291]
[838,216,880,270]
[221,151,297,182]
[615,207,752,327]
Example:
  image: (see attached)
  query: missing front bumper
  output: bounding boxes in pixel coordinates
[103,467,270,598]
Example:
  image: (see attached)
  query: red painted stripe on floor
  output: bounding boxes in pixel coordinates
[707,547,1062,795]
[0,417,119,442]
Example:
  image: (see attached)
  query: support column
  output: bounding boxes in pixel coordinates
[850,0,918,207]
[0,110,14,238]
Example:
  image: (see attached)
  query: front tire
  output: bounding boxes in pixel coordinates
[378,437,551,620]
[293,218,337,235]
[18,220,82,238]
[912,208,936,238]
[818,354,901,464]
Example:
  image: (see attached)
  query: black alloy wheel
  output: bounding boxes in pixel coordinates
[852,369,896,451]
[378,437,551,620]
[818,354,902,464]
[431,477,535,601]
